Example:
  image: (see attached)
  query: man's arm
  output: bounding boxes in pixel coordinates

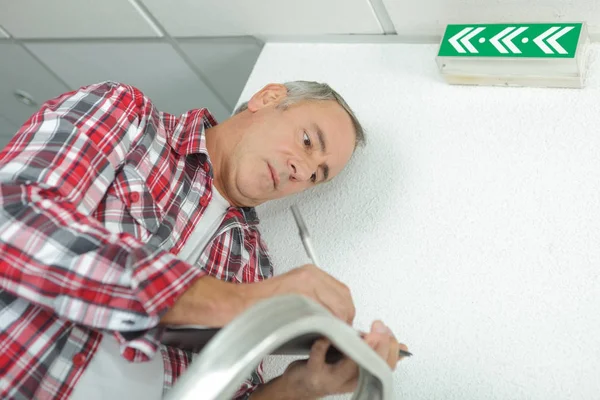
[0,82,231,337]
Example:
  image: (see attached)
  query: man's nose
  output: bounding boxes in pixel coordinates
[288,158,313,182]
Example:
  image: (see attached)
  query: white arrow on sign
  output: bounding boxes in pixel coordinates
[490,27,515,53]
[534,26,575,54]
[533,27,560,53]
[489,27,528,54]
[501,26,528,53]
[547,26,574,54]
[460,27,486,53]
[448,27,486,53]
[448,27,473,53]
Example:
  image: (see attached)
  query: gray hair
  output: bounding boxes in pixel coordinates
[234,81,365,148]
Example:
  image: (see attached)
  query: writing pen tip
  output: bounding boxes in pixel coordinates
[399,350,413,357]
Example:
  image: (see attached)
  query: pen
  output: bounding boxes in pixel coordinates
[290,205,413,359]
[290,204,320,266]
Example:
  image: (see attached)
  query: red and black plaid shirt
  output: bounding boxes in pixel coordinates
[0,82,273,399]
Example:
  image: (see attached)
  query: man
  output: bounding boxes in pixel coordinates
[0,80,407,399]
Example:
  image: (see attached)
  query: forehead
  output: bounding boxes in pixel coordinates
[287,100,355,140]
[287,100,356,176]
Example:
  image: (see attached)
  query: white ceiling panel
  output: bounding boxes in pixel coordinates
[0,25,10,38]
[0,43,70,129]
[140,0,383,36]
[25,41,231,120]
[178,38,262,109]
[0,0,160,38]
[383,0,600,37]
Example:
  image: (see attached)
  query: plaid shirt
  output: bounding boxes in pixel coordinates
[0,82,273,399]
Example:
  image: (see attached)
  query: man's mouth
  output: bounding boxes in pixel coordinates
[268,163,280,189]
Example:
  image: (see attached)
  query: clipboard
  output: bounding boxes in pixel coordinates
[161,325,349,363]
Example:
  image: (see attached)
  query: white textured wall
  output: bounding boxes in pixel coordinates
[239,43,600,400]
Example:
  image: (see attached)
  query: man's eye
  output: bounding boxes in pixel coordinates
[303,132,311,147]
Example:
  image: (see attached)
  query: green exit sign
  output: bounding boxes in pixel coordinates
[438,23,583,58]
[436,22,590,88]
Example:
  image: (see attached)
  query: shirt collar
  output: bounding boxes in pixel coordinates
[167,108,217,157]
[238,207,260,225]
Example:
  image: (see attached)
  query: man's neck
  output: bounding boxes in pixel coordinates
[204,117,242,208]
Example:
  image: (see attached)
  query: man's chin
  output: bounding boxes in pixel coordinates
[235,189,266,207]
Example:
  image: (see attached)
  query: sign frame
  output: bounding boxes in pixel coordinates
[436,22,590,89]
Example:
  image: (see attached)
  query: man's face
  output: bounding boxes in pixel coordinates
[222,86,356,207]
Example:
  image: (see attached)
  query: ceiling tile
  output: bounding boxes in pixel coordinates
[178,38,263,109]
[140,0,382,36]
[0,0,160,38]
[382,0,600,37]
[25,41,231,120]
[0,25,10,38]
[0,43,70,128]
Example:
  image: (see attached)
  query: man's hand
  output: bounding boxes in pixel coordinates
[248,264,356,324]
[361,320,409,370]
[251,320,409,400]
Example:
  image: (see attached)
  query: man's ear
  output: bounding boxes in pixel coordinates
[246,83,287,112]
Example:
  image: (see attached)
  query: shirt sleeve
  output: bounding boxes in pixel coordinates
[0,81,205,361]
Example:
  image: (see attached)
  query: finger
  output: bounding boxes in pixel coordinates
[285,359,308,371]
[319,293,355,324]
[387,339,401,368]
[385,324,397,339]
[381,324,411,365]
[380,324,399,365]
[307,338,330,369]
[373,336,391,363]
[336,359,360,393]
[363,330,380,349]
[305,266,355,324]
[368,321,397,369]
[323,282,355,324]
[378,324,402,368]
[331,355,359,378]
[371,320,388,335]
[315,291,352,324]
[314,267,355,323]
[365,333,391,362]
[366,322,410,367]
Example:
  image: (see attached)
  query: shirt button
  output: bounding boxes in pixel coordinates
[129,192,140,203]
[72,353,87,367]
[200,195,209,207]
[203,162,210,172]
